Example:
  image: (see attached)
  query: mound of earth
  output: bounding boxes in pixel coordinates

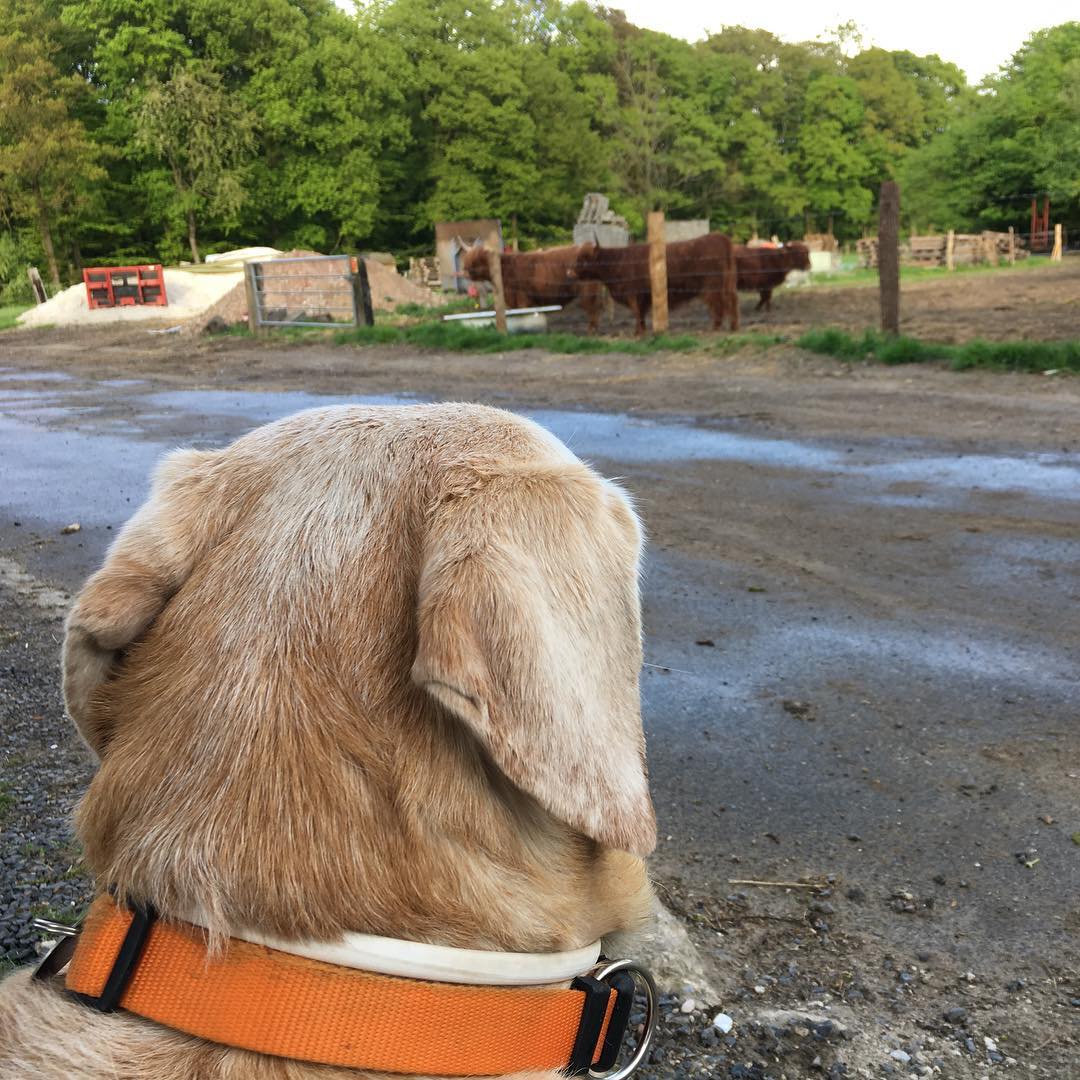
[17,267,243,329]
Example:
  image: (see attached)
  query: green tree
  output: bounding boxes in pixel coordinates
[136,64,256,262]
[70,0,409,255]
[371,0,542,236]
[0,0,1012,266]
[601,12,728,227]
[797,74,874,234]
[900,22,1080,232]
[0,2,104,283]
[697,27,803,237]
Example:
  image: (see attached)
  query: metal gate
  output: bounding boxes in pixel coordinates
[245,254,374,331]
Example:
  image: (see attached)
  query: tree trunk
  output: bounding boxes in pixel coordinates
[35,196,60,285]
[72,236,83,274]
[171,164,200,263]
[186,209,200,264]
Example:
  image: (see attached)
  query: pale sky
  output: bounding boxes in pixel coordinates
[611,2,1078,83]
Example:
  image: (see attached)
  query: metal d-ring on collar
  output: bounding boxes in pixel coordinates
[32,915,82,982]
[31,918,80,938]
[588,958,658,1080]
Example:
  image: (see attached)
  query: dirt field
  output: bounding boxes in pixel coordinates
[546,258,1080,342]
[1,321,1078,1078]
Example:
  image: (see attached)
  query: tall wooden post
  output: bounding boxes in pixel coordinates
[1007,226,1016,265]
[350,257,374,326]
[945,229,955,271]
[244,261,264,336]
[489,248,508,333]
[647,210,668,333]
[27,267,47,304]
[1051,223,1063,262]
[878,181,900,335]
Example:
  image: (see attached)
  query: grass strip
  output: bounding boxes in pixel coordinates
[797,328,1080,373]
[333,321,706,355]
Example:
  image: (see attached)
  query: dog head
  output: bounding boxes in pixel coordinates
[64,404,655,946]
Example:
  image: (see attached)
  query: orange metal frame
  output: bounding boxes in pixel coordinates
[83,265,168,309]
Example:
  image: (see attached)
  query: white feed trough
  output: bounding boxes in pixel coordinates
[443,305,561,334]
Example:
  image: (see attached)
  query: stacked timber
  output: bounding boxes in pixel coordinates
[857,231,1026,269]
[407,256,441,288]
[802,233,839,253]
[907,235,946,265]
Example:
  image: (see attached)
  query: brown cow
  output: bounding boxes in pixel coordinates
[571,232,739,335]
[735,243,811,311]
[461,243,608,333]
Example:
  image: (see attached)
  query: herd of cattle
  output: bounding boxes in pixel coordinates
[461,233,811,334]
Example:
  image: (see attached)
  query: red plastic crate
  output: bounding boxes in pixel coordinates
[83,265,168,309]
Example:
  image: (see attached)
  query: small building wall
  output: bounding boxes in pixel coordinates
[663,219,709,243]
[572,223,631,247]
[434,219,502,291]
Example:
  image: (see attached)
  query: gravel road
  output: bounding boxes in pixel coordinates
[1,332,1078,1077]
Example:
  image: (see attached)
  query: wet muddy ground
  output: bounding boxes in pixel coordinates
[0,330,1077,1077]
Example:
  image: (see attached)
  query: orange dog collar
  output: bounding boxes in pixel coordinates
[41,896,655,1077]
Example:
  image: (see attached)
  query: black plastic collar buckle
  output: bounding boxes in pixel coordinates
[72,900,158,1013]
[567,967,636,1076]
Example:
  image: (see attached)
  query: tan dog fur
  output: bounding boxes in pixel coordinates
[0,404,656,1078]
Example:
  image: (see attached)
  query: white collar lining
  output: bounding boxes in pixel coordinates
[180,908,601,987]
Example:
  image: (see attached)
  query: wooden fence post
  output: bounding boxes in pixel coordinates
[27,267,47,305]
[489,248,508,333]
[878,181,900,335]
[982,231,998,267]
[350,257,374,326]
[244,261,264,336]
[1051,223,1063,262]
[647,210,668,333]
[945,229,955,271]
[1008,226,1016,265]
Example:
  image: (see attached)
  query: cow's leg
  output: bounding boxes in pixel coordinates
[705,291,725,331]
[630,297,647,337]
[581,291,600,334]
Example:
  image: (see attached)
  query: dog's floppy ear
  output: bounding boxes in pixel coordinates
[412,465,656,856]
[63,447,226,756]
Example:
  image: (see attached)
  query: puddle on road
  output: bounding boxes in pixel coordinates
[2,379,1077,507]
[147,389,415,423]
[139,393,1080,502]
[0,413,163,528]
[2,380,1075,712]
[0,370,74,383]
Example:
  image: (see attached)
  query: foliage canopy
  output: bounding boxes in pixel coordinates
[0,0,1076,287]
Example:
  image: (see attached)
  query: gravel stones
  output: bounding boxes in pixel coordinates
[0,592,94,966]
